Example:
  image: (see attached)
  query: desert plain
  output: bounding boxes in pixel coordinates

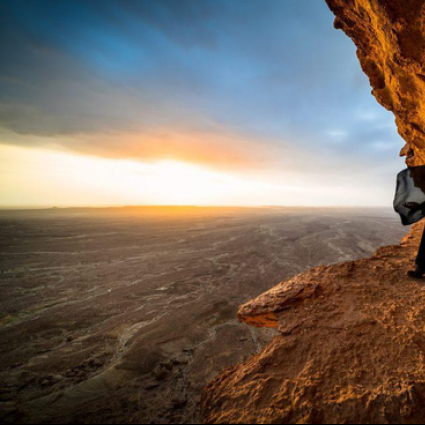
[0,207,406,424]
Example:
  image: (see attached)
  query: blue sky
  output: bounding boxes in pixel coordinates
[0,0,406,207]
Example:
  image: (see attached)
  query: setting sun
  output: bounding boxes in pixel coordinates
[0,145,277,207]
[0,143,393,209]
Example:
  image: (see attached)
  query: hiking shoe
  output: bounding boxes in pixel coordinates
[408,266,425,278]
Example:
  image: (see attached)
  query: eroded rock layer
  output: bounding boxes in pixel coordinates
[202,223,425,424]
[325,0,425,165]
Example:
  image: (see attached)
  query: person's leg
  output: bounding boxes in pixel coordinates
[416,225,425,271]
[410,225,425,277]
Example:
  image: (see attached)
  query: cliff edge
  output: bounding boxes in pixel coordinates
[201,2,425,423]
[202,223,425,423]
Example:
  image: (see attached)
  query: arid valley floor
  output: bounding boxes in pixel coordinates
[0,207,407,424]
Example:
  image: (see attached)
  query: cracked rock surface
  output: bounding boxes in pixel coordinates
[202,223,425,424]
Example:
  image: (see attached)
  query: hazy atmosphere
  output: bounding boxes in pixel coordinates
[0,0,405,208]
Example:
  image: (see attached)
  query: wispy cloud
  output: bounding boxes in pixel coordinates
[0,0,406,206]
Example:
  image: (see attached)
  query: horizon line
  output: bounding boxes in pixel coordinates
[0,204,394,212]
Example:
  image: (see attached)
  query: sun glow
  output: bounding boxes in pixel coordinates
[0,145,281,208]
[0,144,392,209]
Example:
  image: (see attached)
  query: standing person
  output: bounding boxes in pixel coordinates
[397,143,425,278]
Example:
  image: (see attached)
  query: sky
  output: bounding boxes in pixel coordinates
[0,0,406,208]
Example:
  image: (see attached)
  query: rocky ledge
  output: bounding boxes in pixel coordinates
[202,223,425,423]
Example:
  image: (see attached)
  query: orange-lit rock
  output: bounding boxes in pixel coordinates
[326,0,425,166]
[202,224,425,423]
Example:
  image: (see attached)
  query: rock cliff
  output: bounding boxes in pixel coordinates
[202,223,425,423]
[325,0,425,165]
[201,2,425,423]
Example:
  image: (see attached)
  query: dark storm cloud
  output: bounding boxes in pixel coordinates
[0,0,404,174]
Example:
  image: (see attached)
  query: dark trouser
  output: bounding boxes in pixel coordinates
[417,226,425,270]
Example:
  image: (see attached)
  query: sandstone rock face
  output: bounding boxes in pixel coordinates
[325,0,425,165]
[202,223,425,423]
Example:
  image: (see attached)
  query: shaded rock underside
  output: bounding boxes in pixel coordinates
[202,223,425,424]
[325,0,425,165]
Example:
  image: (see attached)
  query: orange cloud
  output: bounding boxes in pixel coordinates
[58,127,284,172]
[0,124,285,173]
